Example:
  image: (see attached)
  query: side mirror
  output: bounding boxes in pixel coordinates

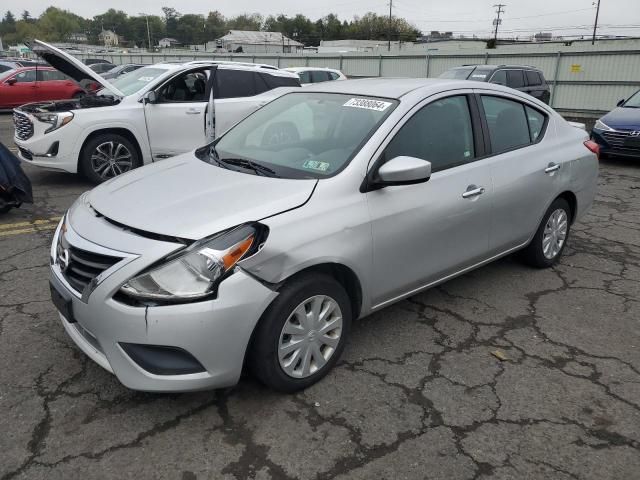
[617,99,626,107]
[373,156,432,188]
[6,78,17,85]
[142,90,157,104]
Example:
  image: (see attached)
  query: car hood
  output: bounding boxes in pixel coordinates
[87,154,317,240]
[601,107,640,130]
[30,40,124,98]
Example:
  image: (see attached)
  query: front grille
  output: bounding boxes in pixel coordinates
[602,130,640,150]
[13,111,33,140]
[60,245,122,294]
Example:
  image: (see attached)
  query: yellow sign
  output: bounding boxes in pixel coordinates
[570,64,582,73]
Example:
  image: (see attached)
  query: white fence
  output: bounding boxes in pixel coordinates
[74,49,640,118]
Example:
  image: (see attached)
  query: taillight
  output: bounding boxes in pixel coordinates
[584,140,600,160]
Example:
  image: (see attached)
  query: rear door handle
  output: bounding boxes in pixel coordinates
[186,109,201,115]
[462,185,486,199]
[545,162,561,174]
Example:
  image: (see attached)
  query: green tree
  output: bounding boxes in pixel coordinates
[226,13,262,31]
[176,14,206,45]
[162,7,181,39]
[205,11,226,41]
[38,7,83,42]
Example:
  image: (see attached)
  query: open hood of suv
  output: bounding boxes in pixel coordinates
[30,40,125,98]
[86,155,317,240]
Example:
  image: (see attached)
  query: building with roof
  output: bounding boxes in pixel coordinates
[207,30,304,54]
[98,30,119,47]
[159,38,181,48]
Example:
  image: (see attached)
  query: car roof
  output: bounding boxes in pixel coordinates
[296,77,532,100]
[284,67,341,73]
[156,60,298,78]
[454,64,541,71]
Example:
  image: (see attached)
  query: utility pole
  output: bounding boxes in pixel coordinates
[493,4,506,43]
[592,0,601,45]
[139,13,152,50]
[388,0,393,52]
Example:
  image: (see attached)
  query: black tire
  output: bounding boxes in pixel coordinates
[248,273,352,393]
[80,133,140,184]
[521,197,571,268]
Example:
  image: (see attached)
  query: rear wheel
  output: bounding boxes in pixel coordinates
[249,273,352,393]
[521,197,571,268]
[80,133,140,184]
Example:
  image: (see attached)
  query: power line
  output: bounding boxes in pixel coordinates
[493,4,506,41]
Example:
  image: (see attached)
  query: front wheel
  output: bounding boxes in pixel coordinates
[521,197,571,268]
[249,273,352,393]
[80,133,140,184]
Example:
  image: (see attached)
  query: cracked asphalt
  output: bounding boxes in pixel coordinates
[1,113,640,480]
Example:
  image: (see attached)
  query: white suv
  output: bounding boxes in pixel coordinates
[13,40,300,183]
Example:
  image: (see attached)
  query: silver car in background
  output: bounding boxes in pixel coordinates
[50,78,599,392]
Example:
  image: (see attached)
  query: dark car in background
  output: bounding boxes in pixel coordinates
[0,59,49,73]
[591,90,640,159]
[88,62,117,74]
[101,63,145,80]
[440,65,551,104]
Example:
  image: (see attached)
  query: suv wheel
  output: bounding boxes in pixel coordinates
[249,273,352,392]
[521,197,571,268]
[80,133,140,184]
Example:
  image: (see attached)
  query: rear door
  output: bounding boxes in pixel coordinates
[476,92,563,253]
[144,67,211,159]
[525,70,549,103]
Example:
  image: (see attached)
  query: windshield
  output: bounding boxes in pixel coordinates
[202,92,397,179]
[439,67,475,80]
[623,90,640,108]
[109,67,167,96]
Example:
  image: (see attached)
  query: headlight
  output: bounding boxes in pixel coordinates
[594,119,614,132]
[33,111,74,134]
[120,223,266,301]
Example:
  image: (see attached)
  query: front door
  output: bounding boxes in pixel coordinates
[6,69,38,108]
[144,68,210,160]
[366,93,493,307]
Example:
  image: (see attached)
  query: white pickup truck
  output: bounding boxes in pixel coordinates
[13,40,300,183]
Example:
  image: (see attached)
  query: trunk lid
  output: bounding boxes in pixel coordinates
[30,40,125,98]
[87,154,317,240]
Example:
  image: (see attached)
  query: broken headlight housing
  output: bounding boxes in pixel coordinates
[120,223,267,302]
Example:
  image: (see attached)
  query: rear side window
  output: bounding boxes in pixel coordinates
[384,95,475,173]
[506,70,525,88]
[526,71,542,86]
[490,70,507,86]
[525,106,546,142]
[329,72,340,80]
[311,71,330,83]
[481,96,531,153]
[216,69,256,99]
[262,74,300,89]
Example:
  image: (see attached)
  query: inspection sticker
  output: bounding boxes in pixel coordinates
[343,98,392,112]
[303,160,331,172]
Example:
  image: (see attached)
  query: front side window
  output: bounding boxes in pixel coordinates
[14,70,36,83]
[158,69,208,102]
[481,96,532,153]
[298,71,312,84]
[384,95,475,173]
[506,70,525,88]
[490,70,507,86]
[204,92,397,179]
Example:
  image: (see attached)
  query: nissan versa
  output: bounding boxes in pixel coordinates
[50,78,599,392]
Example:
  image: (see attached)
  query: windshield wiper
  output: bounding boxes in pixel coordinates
[219,157,279,177]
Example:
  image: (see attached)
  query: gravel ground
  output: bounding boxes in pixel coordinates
[1,113,639,480]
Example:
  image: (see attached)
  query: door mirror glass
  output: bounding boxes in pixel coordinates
[376,156,431,186]
[617,99,626,107]
[6,77,16,85]
[143,90,157,104]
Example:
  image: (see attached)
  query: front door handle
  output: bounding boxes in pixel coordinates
[462,185,486,199]
[185,109,201,115]
[545,162,561,174]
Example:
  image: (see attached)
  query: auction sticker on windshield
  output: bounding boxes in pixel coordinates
[303,160,331,172]
[343,98,392,112]
[137,76,154,82]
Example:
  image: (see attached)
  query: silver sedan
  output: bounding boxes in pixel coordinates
[50,78,599,392]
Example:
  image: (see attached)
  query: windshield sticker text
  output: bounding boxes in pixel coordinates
[137,76,154,82]
[343,98,392,112]
[303,160,331,172]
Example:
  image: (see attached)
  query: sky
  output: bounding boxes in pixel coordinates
[3,0,640,38]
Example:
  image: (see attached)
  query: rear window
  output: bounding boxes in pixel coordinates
[216,69,256,98]
[439,67,475,80]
